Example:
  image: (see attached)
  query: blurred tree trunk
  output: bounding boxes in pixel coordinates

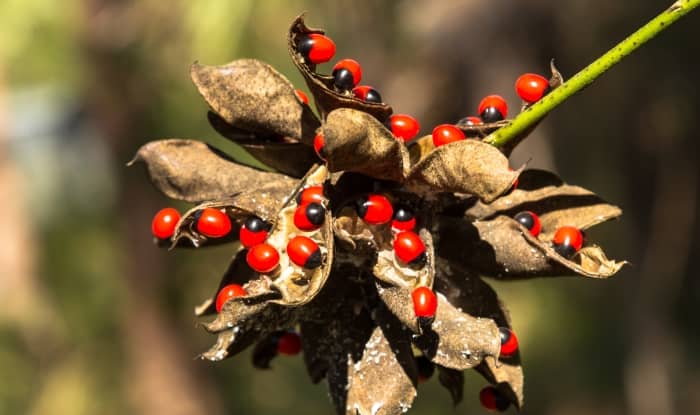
[79,1,223,413]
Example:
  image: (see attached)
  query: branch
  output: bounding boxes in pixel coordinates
[484,0,699,148]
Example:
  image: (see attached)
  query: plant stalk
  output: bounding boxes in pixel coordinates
[485,0,700,148]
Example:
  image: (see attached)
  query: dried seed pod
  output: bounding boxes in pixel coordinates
[288,14,393,121]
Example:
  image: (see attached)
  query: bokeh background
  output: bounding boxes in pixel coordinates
[1,0,698,414]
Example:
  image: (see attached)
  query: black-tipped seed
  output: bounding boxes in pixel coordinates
[294,202,326,231]
[365,89,382,103]
[305,202,325,226]
[394,205,414,222]
[480,106,504,123]
[245,216,271,233]
[417,316,434,330]
[415,355,435,382]
[287,236,323,269]
[304,249,323,269]
[333,68,355,90]
[479,386,511,411]
[513,211,541,236]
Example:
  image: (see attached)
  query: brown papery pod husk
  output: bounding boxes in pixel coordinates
[255,165,334,306]
[344,325,418,415]
[437,366,464,406]
[377,284,500,370]
[200,325,262,362]
[404,139,519,202]
[191,59,320,144]
[169,193,286,248]
[130,139,296,204]
[454,119,509,138]
[464,169,623,240]
[322,108,409,182]
[331,200,434,288]
[373,228,435,288]
[406,135,434,167]
[434,261,523,409]
[437,215,626,279]
[199,281,296,362]
[296,270,378,414]
[288,14,392,122]
[207,111,318,178]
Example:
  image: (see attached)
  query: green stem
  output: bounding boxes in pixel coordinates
[484,0,699,148]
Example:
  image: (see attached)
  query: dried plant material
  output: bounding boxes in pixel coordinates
[263,165,334,306]
[434,262,523,408]
[437,366,464,406]
[454,120,509,137]
[131,139,295,204]
[135,14,626,414]
[208,111,317,178]
[344,326,418,415]
[322,108,409,182]
[191,59,320,144]
[200,326,260,362]
[373,228,435,288]
[288,15,392,121]
[438,216,625,279]
[476,357,524,409]
[465,169,622,239]
[377,285,500,370]
[405,140,519,202]
[407,135,434,166]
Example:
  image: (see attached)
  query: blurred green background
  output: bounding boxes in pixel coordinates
[1,0,698,414]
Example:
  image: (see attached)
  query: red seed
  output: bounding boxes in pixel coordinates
[296,185,325,205]
[513,211,541,237]
[293,202,326,231]
[239,217,270,248]
[356,194,394,225]
[277,331,302,355]
[246,243,280,273]
[295,89,309,105]
[394,231,426,264]
[151,207,180,239]
[215,284,247,313]
[411,286,437,318]
[479,386,511,412]
[332,59,362,90]
[392,205,416,231]
[499,327,519,358]
[478,95,508,122]
[432,124,465,147]
[388,114,420,142]
[463,116,483,126]
[515,73,550,104]
[196,208,232,238]
[297,33,336,64]
[313,132,325,159]
[352,85,382,103]
[552,226,584,254]
[287,235,322,269]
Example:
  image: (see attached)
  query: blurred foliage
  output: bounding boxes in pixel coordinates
[1,1,698,414]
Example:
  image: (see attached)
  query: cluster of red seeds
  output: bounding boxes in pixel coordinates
[296,31,422,153]
[294,31,541,409]
[513,211,585,257]
[155,30,557,410]
[432,73,550,149]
